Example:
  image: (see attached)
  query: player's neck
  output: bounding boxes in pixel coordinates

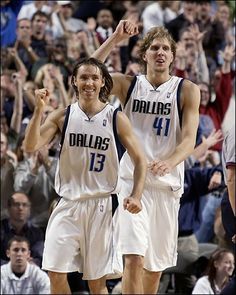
[146,71,171,88]
[78,100,106,118]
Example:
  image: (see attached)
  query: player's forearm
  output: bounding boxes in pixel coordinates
[167,137,196,168]
[130,159,147,200]
[191,140,209,160]
[24,108,43,152]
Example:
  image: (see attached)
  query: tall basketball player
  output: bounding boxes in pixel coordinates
[92,21,200,294]
[23,57,147,294]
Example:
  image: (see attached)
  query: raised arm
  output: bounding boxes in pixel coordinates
[92,20,138,62]
[10,73,23,134]
[116,111,147,213]
[23,88,64,152]
[92,20,138,104]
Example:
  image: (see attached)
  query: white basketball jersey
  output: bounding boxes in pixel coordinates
[120,75,185,193]
[55,102,123,200]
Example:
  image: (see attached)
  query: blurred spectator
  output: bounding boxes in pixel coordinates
[1,72,25,150]
[31,36,70,86]
[34,63,70,107]
[195,0,225,68]
[72,0,106,22]
[215,2,235,47]
[96,9,114,44]
[1,192,44,267]
[165,1,198,42]
[30,11,50,59]
[198,44,234,151]
[14,18,39,75]
[0,132,15,220]
[51,1,88,39]
[14,142,58,230]
[7,73,23,134]
[0,0,24,47]
[1,236,50,294]
[192,248,235,294]
[106,46,122,73]
[141,1,179,34]
[175,24,209,84]
[17,0,52,21]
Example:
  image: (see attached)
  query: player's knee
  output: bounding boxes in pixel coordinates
[124,254,144,270]
[48,271,67,284]
[88,278,106,293]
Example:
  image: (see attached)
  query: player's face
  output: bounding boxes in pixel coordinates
[74,65,105,100]
[143,38,174,73]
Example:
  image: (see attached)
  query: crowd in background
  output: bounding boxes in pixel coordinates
[1,0,235,294]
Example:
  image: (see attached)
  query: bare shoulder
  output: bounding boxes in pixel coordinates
[111,73,134,104]
[182,79,199,93]
[116,110,131,132]
[181,79,200,107]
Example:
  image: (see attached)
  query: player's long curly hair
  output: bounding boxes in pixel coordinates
[71,57,113,103]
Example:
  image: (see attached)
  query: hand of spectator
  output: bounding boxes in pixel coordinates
[208,171,222,190]
[148,160,172,176]
[176,41,188,59]
[11,72,23,89]
[189,24,206,46]
[17,38,31,49]
[8,47,20,59]
[87,17,97,32]
[202,129,224,148]
[123,196,142,214]
[220,44,235,63]
[77,31,89,46]
[6,150,18,168]
[184,10,195,24]
[35,88,50,110]
[51,66,64,86]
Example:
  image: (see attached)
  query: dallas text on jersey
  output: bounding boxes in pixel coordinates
[132,100,171,115]
[69,133,110,150]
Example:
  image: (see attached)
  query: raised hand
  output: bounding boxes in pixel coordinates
[35,88,49,110]
[202,129,224,148]
[114,20,139,42]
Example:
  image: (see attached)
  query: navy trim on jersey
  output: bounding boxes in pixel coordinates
[124,76,137,108]
[113,108,126,161]
[111,194,119,216]
[177,78,184,128]
[59,105,71,156]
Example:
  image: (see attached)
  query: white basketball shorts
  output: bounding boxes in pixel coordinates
[119,179,181,272]
[42,195,123,280]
